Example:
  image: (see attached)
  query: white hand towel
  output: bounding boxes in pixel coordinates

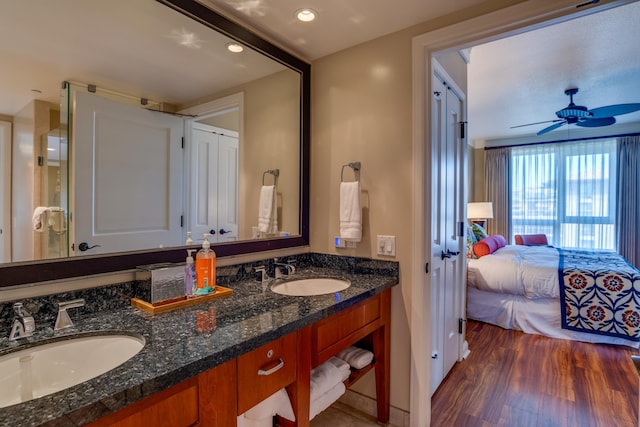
[339,181,362,242]
[337,346,374,370]
[257,185,277,234]
[328,356,351,382]
[310,360,346,401]
[310,382,346,420]
[32,206,49,232]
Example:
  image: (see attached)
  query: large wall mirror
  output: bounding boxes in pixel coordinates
[0,0,310,287]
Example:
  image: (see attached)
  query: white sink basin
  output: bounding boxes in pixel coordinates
[0,333,144,408]
[271,278,350,296]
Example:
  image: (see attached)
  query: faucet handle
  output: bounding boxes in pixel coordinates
[9,302,35,341]
[55,298,85,331]
[254,265,269,283]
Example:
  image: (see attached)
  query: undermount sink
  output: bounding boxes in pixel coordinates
[0,333,145,408]
[271,278,350,296]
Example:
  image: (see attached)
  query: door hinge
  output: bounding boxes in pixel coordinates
[37,156,44,167]
[458,221,466,237]
[181,137,185,149]
[459,121,467,139]
[425,262,429,274]
[180,215,184,227]
[458,318,466,334]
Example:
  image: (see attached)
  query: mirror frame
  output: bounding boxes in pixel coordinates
[0,0,310,288]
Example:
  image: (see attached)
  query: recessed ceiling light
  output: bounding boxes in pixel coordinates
[296,8,317,22]
[226,42,244,53]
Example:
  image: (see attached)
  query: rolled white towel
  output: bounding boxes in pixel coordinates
[310,360,345,401]
[337,346,374,370]
[327,356,351,382]
[310,382,346,420]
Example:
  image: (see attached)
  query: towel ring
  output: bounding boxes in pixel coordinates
[341,162,361,182]
[262,169,280,187]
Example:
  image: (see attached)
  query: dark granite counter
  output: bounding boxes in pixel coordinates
[0,254,399,427]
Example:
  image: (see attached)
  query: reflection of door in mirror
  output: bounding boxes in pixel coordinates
[72,91,185,255]
[190,123,239,244]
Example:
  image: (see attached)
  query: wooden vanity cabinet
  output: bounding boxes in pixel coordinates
[88,288,391,427]
[86,359,237,427]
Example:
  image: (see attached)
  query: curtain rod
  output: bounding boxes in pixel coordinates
[484,131,640,150]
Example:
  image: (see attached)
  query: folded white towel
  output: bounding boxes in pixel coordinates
[337,346,374,370]
[310,360,346,401]
[245,388,294,421]
[327,356,351,381]
[258,185,277,234]
[310,382,346,420]
[32,206,50,232]
[339,181,361,242]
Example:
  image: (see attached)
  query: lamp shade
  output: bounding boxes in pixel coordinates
[467,202,494,220]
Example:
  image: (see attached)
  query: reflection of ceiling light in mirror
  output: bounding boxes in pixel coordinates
[296,9,317,22]
[221,0,267,17]
[168,28,203,49]
[226,42,244,53]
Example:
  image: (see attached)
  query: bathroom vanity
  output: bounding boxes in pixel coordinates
[0,254,398,427]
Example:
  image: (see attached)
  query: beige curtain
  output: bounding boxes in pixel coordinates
[484,147,511,240]
[616,135,640,268]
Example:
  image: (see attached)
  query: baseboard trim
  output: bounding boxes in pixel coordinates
[337,389,410,427]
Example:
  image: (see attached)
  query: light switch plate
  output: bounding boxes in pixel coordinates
[376,235,396,257]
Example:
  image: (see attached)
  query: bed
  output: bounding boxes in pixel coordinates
[467,243,640,348]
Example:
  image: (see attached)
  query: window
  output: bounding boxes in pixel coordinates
[510,139,616,250]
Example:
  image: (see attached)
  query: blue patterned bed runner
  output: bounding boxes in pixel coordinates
[559,248,640,341]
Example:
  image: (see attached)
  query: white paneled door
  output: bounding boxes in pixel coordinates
[190,124,239,244]
[0,120,11,263]
[430,67,466,395]
[72,91,184,255]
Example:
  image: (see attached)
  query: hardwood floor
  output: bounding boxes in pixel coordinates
[431,320,639,427]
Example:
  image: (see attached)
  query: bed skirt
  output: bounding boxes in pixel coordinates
[467,286,640,349]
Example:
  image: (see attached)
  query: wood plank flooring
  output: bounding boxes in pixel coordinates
[431,320,639,427]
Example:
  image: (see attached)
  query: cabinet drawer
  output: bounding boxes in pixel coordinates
[314,295,380,354]
[237,332,297,414]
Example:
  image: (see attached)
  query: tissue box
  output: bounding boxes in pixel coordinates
[135,263,185,304]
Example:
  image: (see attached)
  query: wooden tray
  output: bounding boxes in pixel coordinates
[131,285,233,314]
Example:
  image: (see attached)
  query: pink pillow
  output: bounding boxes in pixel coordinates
[473,234,506,258]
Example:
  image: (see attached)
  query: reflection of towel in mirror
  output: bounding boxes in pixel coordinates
[339,181,361,242]
[337,346,374,370]
[258,185,277,234]
[32,206,50,232]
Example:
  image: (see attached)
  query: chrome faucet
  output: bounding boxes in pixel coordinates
[9,302,35,341]
[55,299,85,330]
[274,259,296,279]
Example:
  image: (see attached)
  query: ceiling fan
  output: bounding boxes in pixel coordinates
[511,88,640,136]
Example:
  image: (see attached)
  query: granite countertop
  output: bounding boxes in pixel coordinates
[0,254,399,427]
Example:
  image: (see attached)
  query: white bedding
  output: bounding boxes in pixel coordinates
[467,245,560,299]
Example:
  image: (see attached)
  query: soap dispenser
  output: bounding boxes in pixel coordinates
[185,249,196,297]
[195,234,216,294]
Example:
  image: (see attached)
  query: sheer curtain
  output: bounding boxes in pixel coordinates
[484,147,511,239]
[510,139,617,249]
[617,135,640,267]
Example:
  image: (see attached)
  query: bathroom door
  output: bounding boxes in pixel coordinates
[72,91,184,255]
[189,124,239,244]
[430,69,466,395]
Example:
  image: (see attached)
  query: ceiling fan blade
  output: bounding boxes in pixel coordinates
[510,119,564,129]
[537,121,566,136]
[576,117,616,128]
[589,103,640,118]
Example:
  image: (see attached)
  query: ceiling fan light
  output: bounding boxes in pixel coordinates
[556,106,591,119]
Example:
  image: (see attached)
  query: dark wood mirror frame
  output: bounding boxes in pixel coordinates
[0,0,310,288]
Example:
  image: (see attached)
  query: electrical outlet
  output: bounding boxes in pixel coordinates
[376,235,396,257]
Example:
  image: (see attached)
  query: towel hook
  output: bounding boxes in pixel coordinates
[262,169,280,187]
[341,162,361,182]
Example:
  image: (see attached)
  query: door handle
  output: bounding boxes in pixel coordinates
[209,229,216,235]
[219,229,230,235]
[77,242,101,252]
[441,250,451,260]
[447,249,460,256]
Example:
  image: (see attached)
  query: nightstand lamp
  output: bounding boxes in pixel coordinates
[467,202,493,229]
